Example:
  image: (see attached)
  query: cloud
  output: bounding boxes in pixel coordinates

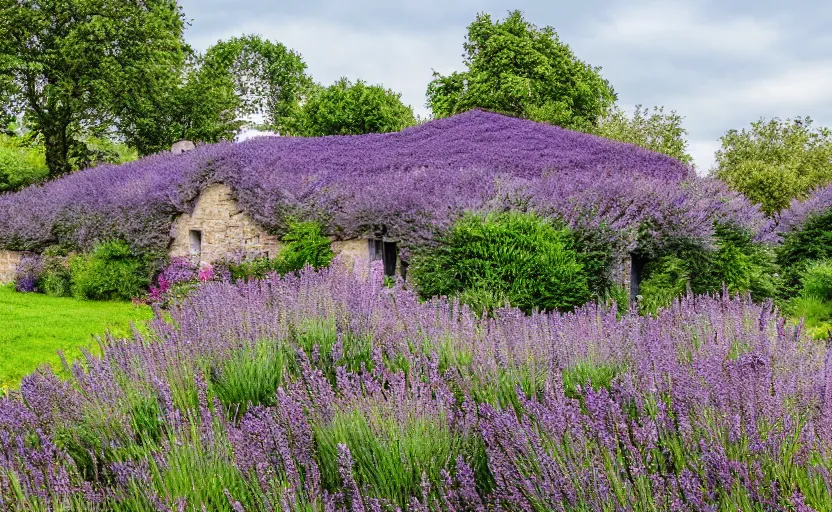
[589,1,781,58]
[188,18,462,118]
[688,139,721,173]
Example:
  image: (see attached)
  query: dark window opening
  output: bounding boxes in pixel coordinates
[189,230,202,260]
[629,253,647,303]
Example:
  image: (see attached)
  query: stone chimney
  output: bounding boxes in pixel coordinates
[171,140,196,154]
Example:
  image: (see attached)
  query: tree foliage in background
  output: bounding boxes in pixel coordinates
[427,10,616,131]
[203,35,313,135]
[409,212,592,315]
[116,53,242,155]
[0,133,48,192]
[712,117,832,216]
[119,35,312,155]
[0,0,190,177]
[593,105,692,165]
[292,78,417,136]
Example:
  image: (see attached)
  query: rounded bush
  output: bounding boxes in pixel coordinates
[69,240,150,301]
[800,260,832,301]
[409,211,591,314]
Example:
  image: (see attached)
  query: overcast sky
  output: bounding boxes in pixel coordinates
[178,0,832,171]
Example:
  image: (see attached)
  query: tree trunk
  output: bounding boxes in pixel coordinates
[43,127,73,179]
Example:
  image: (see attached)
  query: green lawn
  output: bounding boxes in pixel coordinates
[0,285,153,388]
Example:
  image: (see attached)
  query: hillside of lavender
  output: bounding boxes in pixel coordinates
[2,263,831,510]
[0,110,760,258]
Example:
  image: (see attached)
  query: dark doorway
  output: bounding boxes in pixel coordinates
[368,239,398,277]
[629,253,647,303]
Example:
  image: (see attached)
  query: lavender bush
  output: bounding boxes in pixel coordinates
[762,183,832,242]
[12,253,42,292]
[1,265,831,510]
[0,111,763,261]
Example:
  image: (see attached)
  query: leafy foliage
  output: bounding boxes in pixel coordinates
[202,35,313,135]
[0,134,48,191]
[292,78,416,136]
[0,0,190,177]
[776,209,832,297]
[409,212,591,314]
[713,117,832,215]
[69,240,149,301]
[120,35,312,155]
[279,220,335,273]
[427,10,616,131]
[593,105,692,165]
[786,261,832,339]
[222,221,334,281]
[800,259,832,302]
[638,224,777,313]
[39,246,71,297]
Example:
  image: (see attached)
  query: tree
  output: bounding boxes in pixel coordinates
[202,35,312,135]
[0,0,189,177]
[292,78,417,136]
[712,117,832,216]
[593,105,692,165]
[426,10,616,131]
[116,53,243,155]
[117,35,311,155]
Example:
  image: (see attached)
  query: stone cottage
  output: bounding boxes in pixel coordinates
[166,182,384,275]
[0,110,695,292]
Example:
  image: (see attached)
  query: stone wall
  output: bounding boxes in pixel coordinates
[170,183,381,276]
[169,184,282,264]
[332,239,371,276]
[0,250,23,284]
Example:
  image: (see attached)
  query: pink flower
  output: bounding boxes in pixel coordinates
[198,265,214,282]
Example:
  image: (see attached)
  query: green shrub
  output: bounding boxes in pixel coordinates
[39,246,71,297]
[786,295,832,336]
[222,221,334,282]
[69,240,150,300]
[279,220,334,272]
[223,256,276,282]
[638,224,778,314]
[409,212,592,314]
[695,224,778,300]
[638,255,689,314]
[800,260,832,301]
[777,210,832,297]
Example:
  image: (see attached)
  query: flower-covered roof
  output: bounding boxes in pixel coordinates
[0,110,761,256]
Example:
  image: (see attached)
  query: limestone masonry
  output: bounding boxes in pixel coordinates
[168,183,372,271]
[169,184,283,264]
[0,250,23,284]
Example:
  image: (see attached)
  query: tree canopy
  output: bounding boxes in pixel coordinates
[291,78,417,136]
[426,10,616,131]
[593,105,692,165]
[0,0,190,177]
[118,35,312,155]
[712,117,832,216]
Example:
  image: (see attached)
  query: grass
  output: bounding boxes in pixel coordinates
[0,285,153,388]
